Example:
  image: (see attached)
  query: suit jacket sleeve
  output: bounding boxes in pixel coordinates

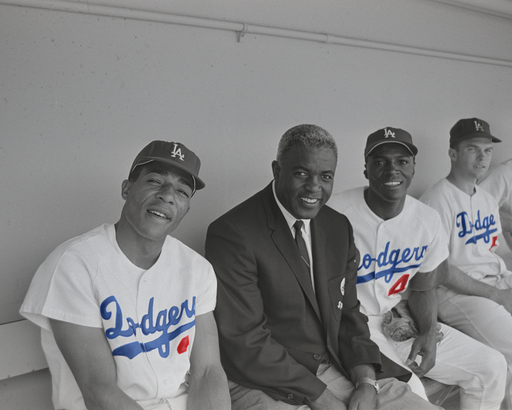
[206,217,327,404]
[331,220,382,371]
[323,212,411,382]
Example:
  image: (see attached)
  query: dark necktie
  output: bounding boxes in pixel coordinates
[294,220,311,270]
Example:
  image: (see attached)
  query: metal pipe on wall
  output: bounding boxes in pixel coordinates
[433,0,512,20]
[1,0,512,67]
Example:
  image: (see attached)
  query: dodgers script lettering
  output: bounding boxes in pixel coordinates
[100,296,196,359]
[456,210,497,245]
[357,242,427,296]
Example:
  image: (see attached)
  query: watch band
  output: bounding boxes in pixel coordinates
[355,377,380,394]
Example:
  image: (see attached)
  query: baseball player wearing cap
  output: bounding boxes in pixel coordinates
[479,158,512,251]
[330,127,506,409]
[20,141,230,410]
[421,118,512,409]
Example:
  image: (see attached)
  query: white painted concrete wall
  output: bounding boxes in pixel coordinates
[1,0,511,327]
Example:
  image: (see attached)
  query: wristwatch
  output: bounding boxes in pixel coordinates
[355,377,380,395]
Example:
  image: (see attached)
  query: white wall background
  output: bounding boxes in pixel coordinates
[1,0,511,324]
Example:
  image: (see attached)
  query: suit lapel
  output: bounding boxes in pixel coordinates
[262,185,321,319]
[311,218,331,328]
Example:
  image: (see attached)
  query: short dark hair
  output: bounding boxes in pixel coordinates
[276,124,338,163]
[449,140,460,150]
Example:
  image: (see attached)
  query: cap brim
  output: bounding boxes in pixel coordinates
[365,141,418,157]
[453,133,501,144]
[130,158,206,190]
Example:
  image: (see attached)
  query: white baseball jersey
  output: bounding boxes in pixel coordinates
[20,223,217,410]
[329,187,448,317]
[420,178,508,284]
[480,158,512,234]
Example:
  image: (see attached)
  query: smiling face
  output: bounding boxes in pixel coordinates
[118,163,193,246]
[450,137,493,181]
[365,144,415,211]
[272,145,336,220]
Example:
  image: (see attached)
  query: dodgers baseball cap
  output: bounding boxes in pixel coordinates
[129,141,205,191]
[364,127,418,157]
[450,118,501,147]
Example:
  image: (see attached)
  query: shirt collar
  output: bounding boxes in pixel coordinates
[272,181,311,235]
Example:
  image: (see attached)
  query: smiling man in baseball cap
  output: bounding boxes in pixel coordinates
[329,125,506,409]
[421,117,512,409]
[21,140,230,410]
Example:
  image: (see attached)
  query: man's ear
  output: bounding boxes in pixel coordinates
[121,180,132,200]
[448,148,457,162]
[363,165,368,180]
[271,160,280,181]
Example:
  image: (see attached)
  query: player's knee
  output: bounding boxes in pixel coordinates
[482,349,507,386]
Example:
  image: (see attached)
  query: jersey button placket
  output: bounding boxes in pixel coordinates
[375,224,386,313]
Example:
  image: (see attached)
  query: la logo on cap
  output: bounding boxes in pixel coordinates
[474,120,485,132]
[170,143,185,161]
[384,128,396,139]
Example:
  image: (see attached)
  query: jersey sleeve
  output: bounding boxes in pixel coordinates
[419,213,449,273]
[420,185,453,245]
[409,205,450,291]
[20,242,103,330]
[409,262,447,291]
[480,163,512,207]
[194,262,217,317]
[481,164,512,230]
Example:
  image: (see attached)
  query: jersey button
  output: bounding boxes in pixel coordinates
[287,394,294,400]
[314,353,322,360]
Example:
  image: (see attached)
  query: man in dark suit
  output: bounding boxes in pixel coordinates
[205,124,440,410]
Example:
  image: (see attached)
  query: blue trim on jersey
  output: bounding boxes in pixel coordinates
[112,319,196,359]
[357,263,422,284]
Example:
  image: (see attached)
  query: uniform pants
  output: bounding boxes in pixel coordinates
[437,286,512,410]
[229,363,441,410]
[368,314,507,410]
[139,390,187,410]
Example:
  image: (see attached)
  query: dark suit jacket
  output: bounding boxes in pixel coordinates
[205,183,409,405]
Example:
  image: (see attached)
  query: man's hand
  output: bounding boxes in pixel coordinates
[348,383,377,410]
[406,332,437,378]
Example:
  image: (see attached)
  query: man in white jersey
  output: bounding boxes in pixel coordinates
[421,117,512,409]
[329,127,506,409]
[479,158,512,251]
[20,141,230,410]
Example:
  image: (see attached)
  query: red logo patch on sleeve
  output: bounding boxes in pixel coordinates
[177,335,190,354]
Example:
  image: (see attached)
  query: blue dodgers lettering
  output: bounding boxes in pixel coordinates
[100,296,196,359]
[357,241,427,285]
[456,211,497,245]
